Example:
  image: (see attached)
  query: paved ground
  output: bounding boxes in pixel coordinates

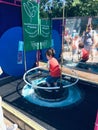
[63,50,98,74]
[63,50,98,63]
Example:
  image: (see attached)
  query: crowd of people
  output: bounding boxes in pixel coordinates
[63,24,98,63]
[44,24,98,87]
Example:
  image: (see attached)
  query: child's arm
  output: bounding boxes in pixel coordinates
[78,50,82,60]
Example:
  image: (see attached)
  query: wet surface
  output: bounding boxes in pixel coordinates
[0,76,98,130]
[63,60,98,74]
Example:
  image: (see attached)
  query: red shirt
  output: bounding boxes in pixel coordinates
[81,48,89,60]
[49,57,61,77]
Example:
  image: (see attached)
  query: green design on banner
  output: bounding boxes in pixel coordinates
[21,0,51,51]
[40,19,51,49]
[21,0,39,51]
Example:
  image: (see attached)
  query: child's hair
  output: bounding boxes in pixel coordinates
[78,41,84,49]
[46,48,55,57]
[87,24,92,28]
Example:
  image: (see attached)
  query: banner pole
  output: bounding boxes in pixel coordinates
[60,1,65,87]
[36,0,40,66]
[24,49,27,72]
[21,0,27,72]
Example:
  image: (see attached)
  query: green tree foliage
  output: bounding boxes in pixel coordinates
[40,0,98,18]
[72,0,98,16]
[40,0,63,18]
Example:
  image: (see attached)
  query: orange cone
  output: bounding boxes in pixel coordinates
[94,111,98,130]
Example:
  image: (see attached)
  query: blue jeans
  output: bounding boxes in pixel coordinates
[46,75,60,86]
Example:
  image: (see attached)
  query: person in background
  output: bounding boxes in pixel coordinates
[72,29,77,39]
[92,34,98,62]
[63,28,72,51]
[78,41,89,62]
[83,24,94,60]
[46,48,61,87]
[71,34,80,61]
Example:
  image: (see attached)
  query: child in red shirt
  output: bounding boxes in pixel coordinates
[78,42,89,62]
[46,48,61,87]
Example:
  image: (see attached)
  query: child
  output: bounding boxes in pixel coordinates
[46,48,61,87]
[78,41,89,62]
